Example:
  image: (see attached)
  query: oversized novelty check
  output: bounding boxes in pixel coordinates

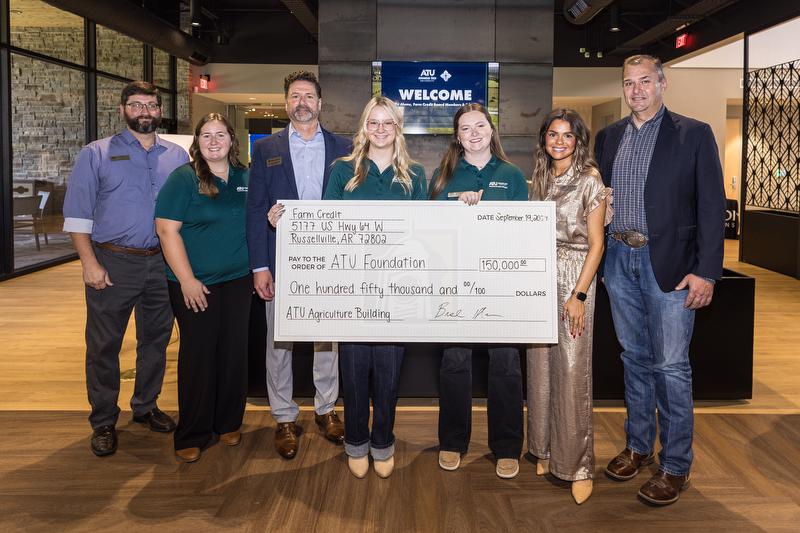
[274,200,557,343]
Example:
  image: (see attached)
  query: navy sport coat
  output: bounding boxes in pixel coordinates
[246,126,352,276]
[594,109,725,292]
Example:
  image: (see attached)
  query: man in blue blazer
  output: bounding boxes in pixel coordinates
[246,71,351,459]
[594,55,725,505]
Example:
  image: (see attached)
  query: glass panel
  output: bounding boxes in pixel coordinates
[153,48,171,89]
[96,25,143,80]
[9,0,84,64]
[177,59,192,134]
[11,54,85,271]
[96,76,128,140]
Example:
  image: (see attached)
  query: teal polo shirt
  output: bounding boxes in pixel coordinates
[324,159,428,200]
[155,163,250,285]
[432,156,528,201]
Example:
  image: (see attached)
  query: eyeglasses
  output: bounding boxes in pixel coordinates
[366,120,396,131]
[125,102,161,112]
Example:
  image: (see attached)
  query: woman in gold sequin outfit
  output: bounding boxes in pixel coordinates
[527,108,612,504]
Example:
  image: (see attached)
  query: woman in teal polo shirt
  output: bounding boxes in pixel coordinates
[429,103,528,479]
[325,96,426,479]
[155,113,250,463]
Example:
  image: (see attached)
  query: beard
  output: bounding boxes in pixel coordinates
[289,104,319,124]
[125,112,161,134]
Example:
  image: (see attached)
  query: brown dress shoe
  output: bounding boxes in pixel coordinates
[315,411,344,444]
[605,448,655,481]
[220,430,241,446]
[275,422,299,459]
[175,447,201,463]
[638,470,690,505]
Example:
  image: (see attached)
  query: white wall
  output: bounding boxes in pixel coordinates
[195,63,318,95]
[554,66,744,167]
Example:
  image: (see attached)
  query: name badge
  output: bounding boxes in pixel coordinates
[267,156,282,167]
[110,155,130,161]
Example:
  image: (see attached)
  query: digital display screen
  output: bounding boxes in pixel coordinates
[372,61,499,134]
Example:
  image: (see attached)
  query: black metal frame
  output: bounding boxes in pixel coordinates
[0,2,179,281]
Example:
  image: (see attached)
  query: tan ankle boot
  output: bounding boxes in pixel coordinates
[572,479,593,504]
[374,456,395,478]
[536,459,549,476]
[348,456,369,478]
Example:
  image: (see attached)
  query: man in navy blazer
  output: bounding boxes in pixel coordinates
[246,71,351,459]
[594,55,725,505]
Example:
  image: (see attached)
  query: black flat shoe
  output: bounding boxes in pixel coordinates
[91,425,117,457]
[133,407,176,433]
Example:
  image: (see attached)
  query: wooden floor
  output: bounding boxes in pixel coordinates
[0,410,798,532]
[0,240,799,532]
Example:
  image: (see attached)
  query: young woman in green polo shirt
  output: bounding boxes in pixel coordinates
[429,103,528,479]
[155,113,251,463]
[325,96,427,479]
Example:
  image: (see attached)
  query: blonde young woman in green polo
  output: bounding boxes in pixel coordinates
[325,96,427,479]
[429,103,527,479]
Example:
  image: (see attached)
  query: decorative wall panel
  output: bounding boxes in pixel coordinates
[745,59,800,213]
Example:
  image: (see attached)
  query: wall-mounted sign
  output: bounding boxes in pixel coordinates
[675,33,689,49]
[372,61,499,135]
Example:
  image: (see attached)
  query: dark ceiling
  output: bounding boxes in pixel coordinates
[65,0,800,66]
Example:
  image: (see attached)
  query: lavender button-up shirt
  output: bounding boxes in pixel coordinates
[63,129,189,249]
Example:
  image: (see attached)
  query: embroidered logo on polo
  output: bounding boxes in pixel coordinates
[488,181,508,189]
[236,186,248,193]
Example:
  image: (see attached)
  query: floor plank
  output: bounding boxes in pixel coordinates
[0,411,798,533]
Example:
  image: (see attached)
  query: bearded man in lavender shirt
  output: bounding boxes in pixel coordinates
[63,81,188,457]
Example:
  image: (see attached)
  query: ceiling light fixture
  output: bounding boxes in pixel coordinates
[190,0,202,27]
[609,5,621,32]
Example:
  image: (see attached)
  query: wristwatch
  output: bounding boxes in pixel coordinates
[572,290,587,302]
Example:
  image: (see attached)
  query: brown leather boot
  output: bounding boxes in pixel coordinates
[605,448,655,481]
[314,411,344,444]
[275,422,299,459]
[638,471,690,505]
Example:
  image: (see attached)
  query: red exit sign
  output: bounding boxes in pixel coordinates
[675,33,689,48]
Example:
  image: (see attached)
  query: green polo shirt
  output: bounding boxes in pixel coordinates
[155,163,250,285]
[324,159,428,200]
[432,155,528,201]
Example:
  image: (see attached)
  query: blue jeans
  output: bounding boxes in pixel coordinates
[339,343,404,461]
[604,238,695,476]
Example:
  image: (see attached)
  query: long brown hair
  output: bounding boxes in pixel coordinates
[429,103,509,199]
[529,108,600,201]
[338,96,416,194]
[189,113,245,197]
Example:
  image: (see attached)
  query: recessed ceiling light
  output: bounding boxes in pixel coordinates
[10,9,23,14]
[248,97,256,100]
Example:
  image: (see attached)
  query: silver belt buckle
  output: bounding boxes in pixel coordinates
[621,230,647,248]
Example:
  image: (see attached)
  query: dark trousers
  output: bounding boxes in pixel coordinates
[439,345,523,459]
[339,343,404,460]
[85,246,173,429]
[169,275,251,450]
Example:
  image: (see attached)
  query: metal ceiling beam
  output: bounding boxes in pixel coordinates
[44,0,213,65]
[608,0,741,55]
[280,0,317,42]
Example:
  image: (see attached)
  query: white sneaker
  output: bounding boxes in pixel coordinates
[348,455,369,479]
[438,450,461,471]
[496,458,519,479]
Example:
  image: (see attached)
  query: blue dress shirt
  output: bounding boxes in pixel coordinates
[63,129,189,249]
[288,123,325,201]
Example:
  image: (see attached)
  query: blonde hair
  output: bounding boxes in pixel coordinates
[339,96,416,194]
[530,108,600,201]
